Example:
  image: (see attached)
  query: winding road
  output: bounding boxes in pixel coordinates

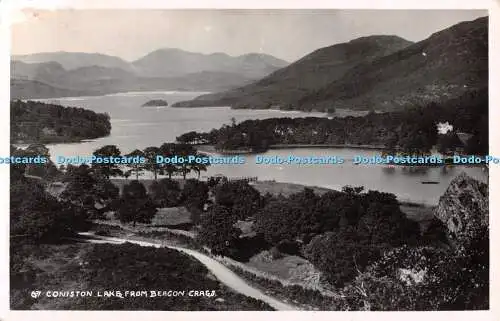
[78,232,298,311]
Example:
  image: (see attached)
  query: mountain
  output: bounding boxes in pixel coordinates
[10,79,97,99]
[131,48,288,79]
[11,49,288,98]
[298,16,488,111]
[174,17,487,111]
[12,49,288,80]
[12,52,135,72]
[10,64,255,99]
[70,71,255,93]
[11,61,66,81]
[172,35,413,109]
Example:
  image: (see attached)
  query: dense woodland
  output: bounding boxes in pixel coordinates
[177,89,488,156]
[198,180,488,310]
[10,142,488,310]
[11,100,111,143]
[10,85,489,310]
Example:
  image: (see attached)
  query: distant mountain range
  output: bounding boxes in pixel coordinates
[10,49,289,99]
[174,16,488,112]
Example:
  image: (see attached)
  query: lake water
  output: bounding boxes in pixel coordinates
[38,91,487,205]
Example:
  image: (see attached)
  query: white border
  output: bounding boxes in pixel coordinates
[1,1,499,321]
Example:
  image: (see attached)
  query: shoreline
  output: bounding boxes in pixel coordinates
[195,145,489,168]
[195,143,388,154]
[109,177,433,210]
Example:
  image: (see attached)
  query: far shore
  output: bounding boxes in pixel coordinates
[195,143,387,154]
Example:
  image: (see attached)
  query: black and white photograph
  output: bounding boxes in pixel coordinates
[6,6,491,314]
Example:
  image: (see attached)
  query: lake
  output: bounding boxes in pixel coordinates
[38,91,487,205]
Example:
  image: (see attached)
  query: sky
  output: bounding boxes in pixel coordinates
[11,9,487,62]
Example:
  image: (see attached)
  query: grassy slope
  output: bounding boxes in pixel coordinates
[174,17,487,112]
[173,36,412,109]
[300,17,488,111]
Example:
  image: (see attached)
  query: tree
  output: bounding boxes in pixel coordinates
[93,178,120,212]
[197,205,241,256]
[180,179,208,210]
[254,198,307,244]
[159,143,179,179]
[92,145,123,178]
[149,178,180,207]
[191,152,209,179]
[143,146,163,180]
[11,178,88,242]
[304,227,383,287]
[125,149,146,180]
[215,180,263,220]
[13,143,60,180]
[175,143,197,179]
[61,164,98,209]
[437,132,463,155]
[61,164,119,218]
[465,116,488,156]
[10,145,27,181]
[180,179,209,223]
[117,180,157,226]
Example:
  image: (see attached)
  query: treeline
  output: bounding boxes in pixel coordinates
[10,100,111,143]
[88,143,210,180]
[177,89,487,155]
[11,142,213,230]
[196,182,425,279]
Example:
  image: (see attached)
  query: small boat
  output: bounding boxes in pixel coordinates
[421,181,439,184]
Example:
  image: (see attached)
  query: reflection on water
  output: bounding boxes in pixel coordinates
[36,92,488,205]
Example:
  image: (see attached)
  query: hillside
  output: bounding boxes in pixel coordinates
[87,71,255,93]
[10,79,97,100]
[172,35,413,109]
[131,49,288,79]
[299,16,488,111]
[174,17,487,111]
[11,100,111,143]
[12,51,135,72]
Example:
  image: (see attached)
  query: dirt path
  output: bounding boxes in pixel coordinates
[79,232,298,311]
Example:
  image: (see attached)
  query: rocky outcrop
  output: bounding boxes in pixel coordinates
[434,172,488,251]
